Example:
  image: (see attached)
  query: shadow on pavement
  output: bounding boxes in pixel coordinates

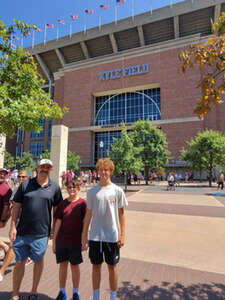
[117,281,225,300]
[0,292,53,300]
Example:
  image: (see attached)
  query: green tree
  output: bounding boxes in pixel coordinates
[130,120,170,185]
[0,19,68,137]
[181,130,225,186]
[109,123,143,192]
[3,150,15,169]
[180,147,204,182]
[67,151,80,170]
[39,149,50,160]
[16,152,35,171]
[178,13,225,118]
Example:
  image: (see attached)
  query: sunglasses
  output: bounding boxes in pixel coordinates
[67,186,79,189]
[18,176,27,178]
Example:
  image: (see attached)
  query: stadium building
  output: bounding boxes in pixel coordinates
[6,0,225,168]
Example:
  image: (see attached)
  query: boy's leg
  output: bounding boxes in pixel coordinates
[70,264,80,288]
[92,264,102,290]
[59,261,69,288]
[107,264,118,291]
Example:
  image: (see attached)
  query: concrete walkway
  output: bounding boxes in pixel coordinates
[0,182,224,299]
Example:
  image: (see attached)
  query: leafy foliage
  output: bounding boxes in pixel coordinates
[0,19,68,137]
[3,150,15,169]
[181,130,225,186]
[130,120,170,184]
[39,149,51,159]
[178,13,225,118]
[15,152,36,171]
[109,123,143,191]
[67,151,80,170]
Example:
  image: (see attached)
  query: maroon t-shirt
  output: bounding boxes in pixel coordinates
[54,197,86,246]
[0,181,12,219]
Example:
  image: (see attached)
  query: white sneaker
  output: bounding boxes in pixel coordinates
[0,273,3,281]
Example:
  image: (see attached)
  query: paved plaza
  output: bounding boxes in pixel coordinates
[0,182,224,299]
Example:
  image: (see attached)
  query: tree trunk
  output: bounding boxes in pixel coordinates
[144,167,149,185]
[124,173,128,193]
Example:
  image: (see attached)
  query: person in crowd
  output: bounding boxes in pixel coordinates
[82,158,128,300]
[9,159,63,300]
[0,168,12,281]
[53,179,86,300]
[0,169,29,282]
[137,171,142,185]
[217,172,224,190]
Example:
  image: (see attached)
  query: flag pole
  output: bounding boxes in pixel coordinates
[57,24,59,40]
[99,15,102,31]
[115,5,118,25]
[44,25,47,46]
[70,22,72,39]
[132,0,134,22]
[84,14,87,35]
[150,0,152,16]
[32,30,34,49]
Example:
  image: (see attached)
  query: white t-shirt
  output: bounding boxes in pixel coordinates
[87,183,128,243]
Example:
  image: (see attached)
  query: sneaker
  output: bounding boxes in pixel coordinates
[55,291,67,300]
[28,294,38,300]
[72,293,80,300]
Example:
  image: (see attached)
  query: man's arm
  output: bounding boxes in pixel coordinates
[9,202,21,242]
[81,208,92,251]
[118,207,125,248]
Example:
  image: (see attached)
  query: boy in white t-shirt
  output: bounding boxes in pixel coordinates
[82,158,128,300]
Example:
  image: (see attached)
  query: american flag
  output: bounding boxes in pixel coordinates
[85,9,94,14]
[116,0,126,4]
[24,31,30,37]
[10,43,16,49]
[71,14,78,20]
[58,19,65,25]
[100,4,109,9]
[46,24,54,29]
[34,27,42,32]
[12,36,19,40]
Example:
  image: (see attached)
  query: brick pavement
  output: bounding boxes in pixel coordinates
[0,182,224,299]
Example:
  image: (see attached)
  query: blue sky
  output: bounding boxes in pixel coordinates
[1,0,184,47]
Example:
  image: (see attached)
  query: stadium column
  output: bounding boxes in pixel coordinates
[50,125,68,187]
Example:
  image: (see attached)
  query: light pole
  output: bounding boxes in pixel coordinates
[99,141,104,158]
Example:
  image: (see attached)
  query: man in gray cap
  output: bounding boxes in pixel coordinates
[9,159,63,300]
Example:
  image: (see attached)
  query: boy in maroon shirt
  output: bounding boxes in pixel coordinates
[52,179,86,300]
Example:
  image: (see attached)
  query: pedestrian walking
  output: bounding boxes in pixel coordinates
[53,179,86,300]
[82,158,128,300]
[0,167,12,281]
[9,159,63,300]
[217,172,224,190]
[0,169,28,282]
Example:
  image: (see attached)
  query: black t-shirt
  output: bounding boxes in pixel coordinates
[13,177,63,237]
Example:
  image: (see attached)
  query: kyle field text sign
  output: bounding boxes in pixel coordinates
[99,64,149,81]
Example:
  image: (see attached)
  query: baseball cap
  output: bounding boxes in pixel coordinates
[0,168,8,174]
[38,159,53,167]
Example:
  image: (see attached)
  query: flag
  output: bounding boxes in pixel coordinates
[85,9,94,14]
[10,43,16,49]
[24,31,30,37]
[58,19,65,25]
[46,24,54,29]
[12,36,19,41]
[71,14,78,20]
[100,4,109,9]
[116,0,126,4]
[34,26,42,32]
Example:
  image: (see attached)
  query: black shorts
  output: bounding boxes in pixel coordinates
[88,241,120,265]
[55,243,83,265]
